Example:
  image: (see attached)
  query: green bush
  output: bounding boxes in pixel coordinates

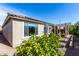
[16,32,63,56]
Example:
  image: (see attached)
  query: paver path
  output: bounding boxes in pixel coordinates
[0,33,16,56]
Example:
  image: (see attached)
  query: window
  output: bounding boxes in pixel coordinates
[24,22,38,36]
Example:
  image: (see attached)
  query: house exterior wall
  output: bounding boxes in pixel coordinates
[48,26,52,34]
[3,18,49,47]
[38,24,44,36]
[12,20,45,47]
[3,20,12,46]
[12,20,24,47]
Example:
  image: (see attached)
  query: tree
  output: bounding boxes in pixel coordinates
[69,21,79,36]
[74,21,79,36]
[68,24,75,34]
[75,21,79,27]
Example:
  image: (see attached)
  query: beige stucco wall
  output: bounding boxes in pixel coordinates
[48,25,52,34]
[3,19,46,47]
[12,21,45,47]
[38,24,44,36]
[12,20,24,47]
[3,20,12,46]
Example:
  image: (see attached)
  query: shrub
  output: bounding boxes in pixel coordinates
[16,32,63,56]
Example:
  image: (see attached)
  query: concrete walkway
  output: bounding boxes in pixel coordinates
[0,33,16,56]
[64,48,79,56]
[64,35,79,56]
[59,35,79,56]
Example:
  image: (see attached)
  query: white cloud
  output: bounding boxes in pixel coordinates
[0,4,26,26]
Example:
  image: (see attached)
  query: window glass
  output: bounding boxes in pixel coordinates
[24,22,38,36]
[28,22,37,35]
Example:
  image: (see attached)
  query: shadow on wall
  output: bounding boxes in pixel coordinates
[0,33,12,47]
[0,25,12,47]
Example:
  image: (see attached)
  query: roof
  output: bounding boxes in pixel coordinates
[2,13,54,27]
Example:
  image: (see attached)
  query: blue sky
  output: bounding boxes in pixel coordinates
[0,3,79,25]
